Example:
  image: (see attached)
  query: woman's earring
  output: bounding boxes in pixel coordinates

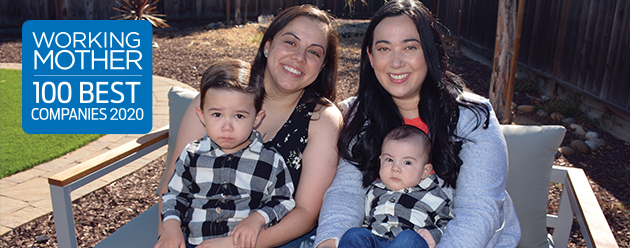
[264,52,268,57]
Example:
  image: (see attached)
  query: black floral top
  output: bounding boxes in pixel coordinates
[263,89,316,190]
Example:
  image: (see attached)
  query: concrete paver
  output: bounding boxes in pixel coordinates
[1,168,47,184]
[0,197,29,217]
[0,63,196,236]
[0,207,50,230]
[2,177,51,204]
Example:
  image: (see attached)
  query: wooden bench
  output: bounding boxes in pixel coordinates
[48,86,619,248]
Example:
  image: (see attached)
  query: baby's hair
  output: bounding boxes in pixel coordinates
[383,125,432,156]
[199,59,262,113]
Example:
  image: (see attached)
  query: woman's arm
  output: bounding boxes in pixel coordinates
[437,97,517,247]
[314,158,367,248]
[255,104,342,248]
[158,95,206,234]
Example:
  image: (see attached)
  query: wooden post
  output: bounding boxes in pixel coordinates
[502,0,526,123]
[489,0,516,121]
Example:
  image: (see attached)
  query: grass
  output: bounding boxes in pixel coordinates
[0,69,102,179]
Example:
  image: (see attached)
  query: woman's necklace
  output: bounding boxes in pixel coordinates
[262,90,304,142]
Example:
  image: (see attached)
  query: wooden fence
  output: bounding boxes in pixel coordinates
[428,0,630,116]
[0,0,382,27]
[2,0,628,115]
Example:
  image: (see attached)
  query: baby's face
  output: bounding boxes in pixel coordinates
[379,138,432,191]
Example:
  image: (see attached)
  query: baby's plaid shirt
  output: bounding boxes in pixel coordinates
[366,174,453,243]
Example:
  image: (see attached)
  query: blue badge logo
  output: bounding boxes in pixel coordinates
[22,20,153,134]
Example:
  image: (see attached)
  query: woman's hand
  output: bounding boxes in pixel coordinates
[416,228,436,248]
[316,238,337,248]
[154,219,185,248]
[231,212,265,248]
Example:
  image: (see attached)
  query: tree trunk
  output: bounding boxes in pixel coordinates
[489,0,517,121]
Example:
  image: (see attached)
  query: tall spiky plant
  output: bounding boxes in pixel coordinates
[112,0,170,28]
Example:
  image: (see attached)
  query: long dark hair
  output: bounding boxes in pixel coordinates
[249,4,339,106]
[338,0,489,188]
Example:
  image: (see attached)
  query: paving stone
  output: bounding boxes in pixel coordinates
[40,161,80,178]
[36,157,75,173]
[76,148,110,163]
[65,146,108,163]
[30,198,53,213]
[2,168,47,184]
[0,179,17,190]
[106,136,138,150]
[2,178,50,204]
[153,106,170,115]
[0,206,49,229]
[0,225,11,236]
[0,196,29,216]
[97,134,128,143]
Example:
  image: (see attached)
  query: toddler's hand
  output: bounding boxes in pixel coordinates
[416,228,436,248]
[231,212,265,248]
[154,219,185,248]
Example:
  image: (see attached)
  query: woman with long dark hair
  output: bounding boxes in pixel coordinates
[316,1,520,247]
[159,5,343,248]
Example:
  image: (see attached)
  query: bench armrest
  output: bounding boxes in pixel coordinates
[548,165,618,248]
[48,126,169,248]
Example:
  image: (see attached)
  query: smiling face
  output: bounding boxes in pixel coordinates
[195,88,264,154]
[379,137,432,191]
[368,15,428,105]
[263,16,328,95]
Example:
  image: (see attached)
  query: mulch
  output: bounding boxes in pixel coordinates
[1,19,628,247]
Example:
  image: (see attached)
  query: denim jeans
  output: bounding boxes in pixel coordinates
[338,227,429,248]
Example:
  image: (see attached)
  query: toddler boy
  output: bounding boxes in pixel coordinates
[157,59,295,248]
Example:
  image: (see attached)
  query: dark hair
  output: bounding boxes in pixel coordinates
[384,125,432,157]
[199,59,262,113]
[249,4,338,105]
[338,0,490,188]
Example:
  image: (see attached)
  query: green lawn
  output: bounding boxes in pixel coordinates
[0,69,102,178]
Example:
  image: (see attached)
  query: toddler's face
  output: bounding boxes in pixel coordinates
[195,88,263,154]
[379,138,432,191]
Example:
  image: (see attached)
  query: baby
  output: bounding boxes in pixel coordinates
[339,125,453,248]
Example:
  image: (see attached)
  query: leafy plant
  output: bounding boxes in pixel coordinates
[112,0,170,28]
[536,93,582,118]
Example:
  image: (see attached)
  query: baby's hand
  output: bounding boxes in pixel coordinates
[231,212,265,248]
[416,228,436,248]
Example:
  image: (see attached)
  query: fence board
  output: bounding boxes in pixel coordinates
[589,0,615,97]
[600,0,622,100]
[559,0,580,81]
